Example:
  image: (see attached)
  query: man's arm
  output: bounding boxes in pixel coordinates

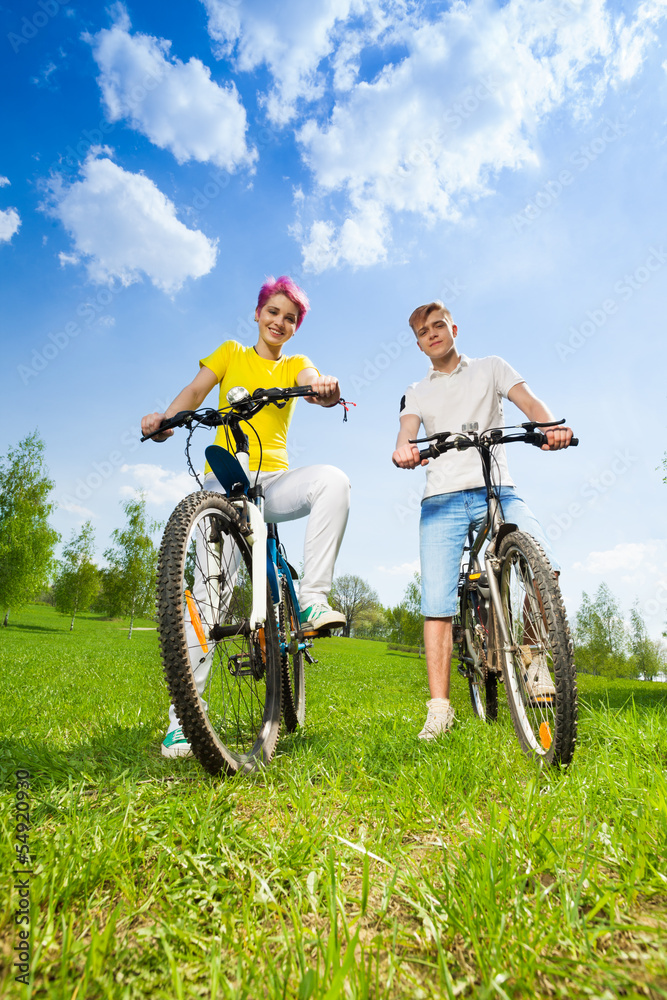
[297,366,341,407]
[141,366,219,441]
[392,413,428,468]
[508,382,573,451]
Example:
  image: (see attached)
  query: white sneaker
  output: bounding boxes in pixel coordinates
[161,726,193,758]
[300,603,346,631]
[418,699,455,740]
[523,650,555,703]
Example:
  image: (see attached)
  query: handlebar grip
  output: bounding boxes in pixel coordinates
[529,430,579,448]
[140,410,194,442]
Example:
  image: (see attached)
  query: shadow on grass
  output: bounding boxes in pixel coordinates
[0,723,200,791]
[2,622,65,634]
[386,650,425,661]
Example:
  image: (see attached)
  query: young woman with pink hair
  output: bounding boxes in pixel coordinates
[142,275,349,757]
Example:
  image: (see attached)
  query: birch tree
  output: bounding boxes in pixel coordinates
[53,521,99,630]
[0,431,59,625]
[103,495,159,638]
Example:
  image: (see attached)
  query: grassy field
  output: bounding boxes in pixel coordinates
[1,604,666,999]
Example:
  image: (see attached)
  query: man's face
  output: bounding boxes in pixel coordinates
[414,309,458,360]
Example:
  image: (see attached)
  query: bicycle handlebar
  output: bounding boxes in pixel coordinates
[412,422,579,462]
[140,386,320,442]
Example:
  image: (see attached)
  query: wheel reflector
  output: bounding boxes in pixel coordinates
[185,590,208,653]
[539,722,552,749]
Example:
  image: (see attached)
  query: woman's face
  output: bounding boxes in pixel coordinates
[255,293,299,351]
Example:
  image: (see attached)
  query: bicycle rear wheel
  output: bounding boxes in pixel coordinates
[279,575,306,731]
[157,492,282,775]
[461,589,498,722]
[496,531,577,766]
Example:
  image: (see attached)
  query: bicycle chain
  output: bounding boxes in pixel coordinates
[278,580,288,674]
[474,623,489,681]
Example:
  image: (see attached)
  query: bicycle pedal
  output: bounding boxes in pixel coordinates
[528,694,554,706]
[301,626,331,638]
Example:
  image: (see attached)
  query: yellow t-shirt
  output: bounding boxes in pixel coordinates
[200,340,318,472]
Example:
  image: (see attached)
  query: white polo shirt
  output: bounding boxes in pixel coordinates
[401,354,525,499]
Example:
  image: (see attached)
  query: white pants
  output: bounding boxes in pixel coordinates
[167,464,350,732]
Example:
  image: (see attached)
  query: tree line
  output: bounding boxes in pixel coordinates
[330,573,666,681]
[1,431,665,676]
[0,432,159,637]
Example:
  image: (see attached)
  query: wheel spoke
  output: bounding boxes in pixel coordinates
[157,494,282,775]
[496,532,577,766]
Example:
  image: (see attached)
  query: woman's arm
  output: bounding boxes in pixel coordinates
[141,366,219,441]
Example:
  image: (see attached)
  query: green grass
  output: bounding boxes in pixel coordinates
[1,604,666,999]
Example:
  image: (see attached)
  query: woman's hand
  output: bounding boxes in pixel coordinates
[141,412,172,442]
[307,374,341,406]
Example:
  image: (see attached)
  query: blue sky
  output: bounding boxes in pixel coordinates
[1,0,666,637]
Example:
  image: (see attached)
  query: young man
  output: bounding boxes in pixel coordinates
[142,275,349,757]
[392,301,573,740]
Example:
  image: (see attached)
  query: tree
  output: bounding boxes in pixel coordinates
[353,603,390,640]
[387,573,423,647]
[0,431,60,626]
[574,583,628,676]
[329,574,383,637]
[102,495,160,638]
[629,603,664,681]
[52,521,99,630]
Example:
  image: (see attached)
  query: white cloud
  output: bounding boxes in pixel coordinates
[58,251,80,267]
[119,464,200,505]
[278,0,665,269]
[0,207,21,243]
[574,540,667,577]
[88,6,256,171]
[47,153,218,293]
[611,0,667,83]
[58,500,96,517]
[0,176,10,187]
[298,198,390,272]
[378,560,420,576]
[201,0,389,124]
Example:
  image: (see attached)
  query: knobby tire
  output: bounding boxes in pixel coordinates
[496,530,577,766]
[157,491,282,776]
[461,588,498,722]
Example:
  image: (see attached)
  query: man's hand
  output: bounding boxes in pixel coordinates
[392,442,428,468]
[141,412,172,442]
[307,374,340,406]
[541,425,573,451]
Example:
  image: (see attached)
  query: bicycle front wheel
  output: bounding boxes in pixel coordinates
[157,492,282,775]
[279,575,306,731]
[461,589,498,722]
[496,531,577,766]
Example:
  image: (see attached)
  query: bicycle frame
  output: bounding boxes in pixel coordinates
[461,437,520,658]
[203,440,309,667]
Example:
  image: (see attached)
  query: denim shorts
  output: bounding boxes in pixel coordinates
[419,487,559,618]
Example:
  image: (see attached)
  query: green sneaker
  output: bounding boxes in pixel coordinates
[161,727,193,759]
[300,603,346,631]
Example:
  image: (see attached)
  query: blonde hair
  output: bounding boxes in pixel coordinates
[408,300,453,333]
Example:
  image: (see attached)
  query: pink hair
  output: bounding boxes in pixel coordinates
[256,275,310,330]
